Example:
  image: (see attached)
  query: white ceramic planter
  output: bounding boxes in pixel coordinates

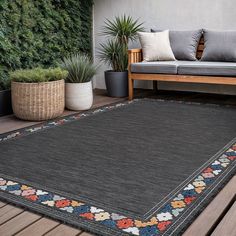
[65,81,93,111]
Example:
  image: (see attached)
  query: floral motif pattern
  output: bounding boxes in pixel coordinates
[0,100,235,236]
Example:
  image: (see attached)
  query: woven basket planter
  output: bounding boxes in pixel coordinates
[11,80,65,121]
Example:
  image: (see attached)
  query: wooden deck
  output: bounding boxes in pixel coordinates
[0,89,235,236]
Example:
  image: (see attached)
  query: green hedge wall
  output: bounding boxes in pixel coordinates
[0,0,93,88]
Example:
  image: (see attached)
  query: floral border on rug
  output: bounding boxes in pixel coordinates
[0,100,235,236]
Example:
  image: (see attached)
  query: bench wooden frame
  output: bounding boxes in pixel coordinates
[128,38,236,100]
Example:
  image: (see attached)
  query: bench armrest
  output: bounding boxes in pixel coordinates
[128,49,142,64]
[128,48,142,53]
[128,49,142,100]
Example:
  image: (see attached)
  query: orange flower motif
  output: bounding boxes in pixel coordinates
[80,213,95,220]
[117,218,134,229]
[135,217,158,227]
[171,200,186,209]
[55,199,71,208]
[184,196,196,205]
[203,167,213,173]
[228,156,236,161]
[25,195,38,201]
[157,221,171,231]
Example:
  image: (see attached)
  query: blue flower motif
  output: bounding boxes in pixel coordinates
[139,225,159,236]
[225,151,236,156]
[160,204,172,212]
[73,205,90,214]
[204,178,214,184]
[101,219,116,228]
[6,184,21,191]
[37,194,54,203]
[182,189,196,197]
[211,164,222,170]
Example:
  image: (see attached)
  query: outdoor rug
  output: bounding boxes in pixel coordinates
[0,99,235,236]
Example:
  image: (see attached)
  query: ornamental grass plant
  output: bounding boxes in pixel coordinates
[60,53,98,83]
[10,68,68,83]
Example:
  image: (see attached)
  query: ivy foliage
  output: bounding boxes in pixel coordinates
[0,0,93,89]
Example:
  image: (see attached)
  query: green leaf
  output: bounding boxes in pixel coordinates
[0,0,93,89]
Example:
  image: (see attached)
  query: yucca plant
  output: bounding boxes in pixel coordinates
[102,15,144,46]
[98,39,128,72]
[99,15,144,72]
[60,53,98,83]
[98,15,143,97]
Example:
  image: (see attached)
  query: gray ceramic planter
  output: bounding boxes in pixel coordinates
[105,70,128,98]
[0,90,13,117]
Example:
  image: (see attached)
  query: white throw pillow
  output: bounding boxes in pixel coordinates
[138,30,176,61]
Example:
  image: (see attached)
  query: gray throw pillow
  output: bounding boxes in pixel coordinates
[201,30,236,62]
[151,29,202,61]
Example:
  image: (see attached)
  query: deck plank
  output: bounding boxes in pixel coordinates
[15,217,60,236]
[211,200,236,236]
[0,205,24,225]
[0,211,41,236]
[79,232,95,236]
[183,176,236,236]
[45,224,81,236]
[0,201,7,208]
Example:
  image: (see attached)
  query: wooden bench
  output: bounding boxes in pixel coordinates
[128,38,236,100]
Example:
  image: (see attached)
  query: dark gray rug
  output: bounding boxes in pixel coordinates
[0,99,235,236]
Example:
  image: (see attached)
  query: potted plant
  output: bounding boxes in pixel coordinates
[99,15,144,97]
[60,53,97,111]
[10,68,68,121]
[0,70,12,117]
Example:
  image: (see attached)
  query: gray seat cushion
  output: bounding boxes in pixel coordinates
[151,29,202,61]
[201,30,236,62]
[131,61,178,74]
[177,61,236,76]
[131,61,236,77]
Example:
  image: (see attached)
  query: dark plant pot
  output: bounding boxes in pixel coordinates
[0,90,13,117]
[105,70,128,98]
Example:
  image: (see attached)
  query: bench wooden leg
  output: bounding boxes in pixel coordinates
[128,78,134,101]
[153,80,158,92]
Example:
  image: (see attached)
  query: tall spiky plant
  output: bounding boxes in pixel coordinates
[98,39,128,72]
[60,53,98,83]
[99,15,144,72]
[102,15,144,45]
